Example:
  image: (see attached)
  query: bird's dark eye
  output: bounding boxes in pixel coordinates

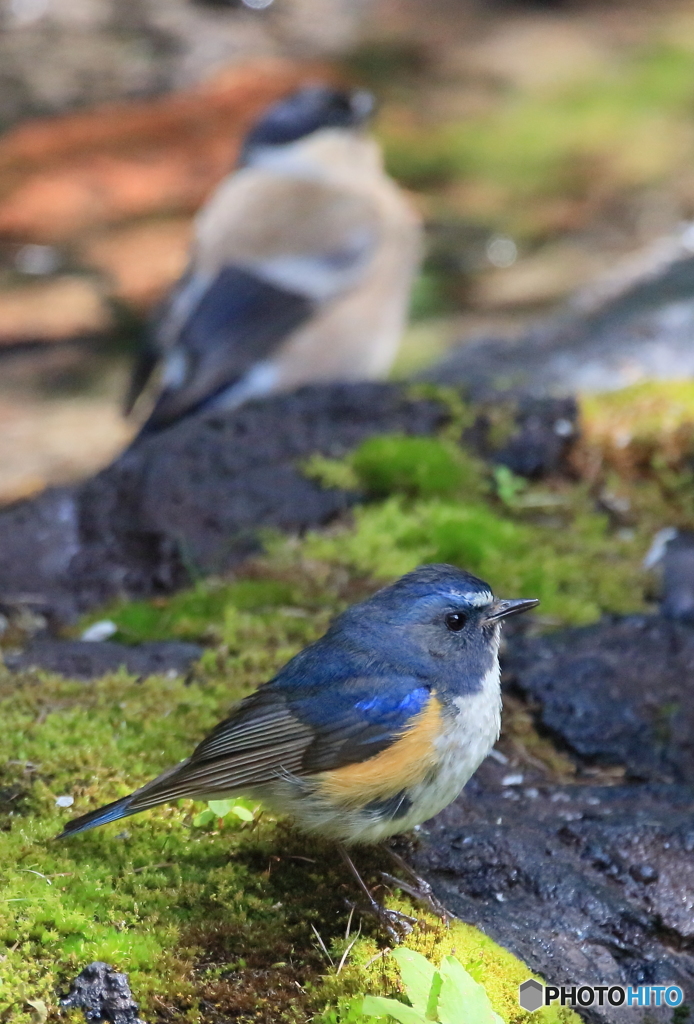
[445,611,467,632]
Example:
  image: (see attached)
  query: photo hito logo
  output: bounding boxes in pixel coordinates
[519,981,544,1012]
[519,979,684,1011]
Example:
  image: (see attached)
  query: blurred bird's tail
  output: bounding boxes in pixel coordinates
[56,795,136,839]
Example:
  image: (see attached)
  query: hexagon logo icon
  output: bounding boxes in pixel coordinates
[519,979,544,1012]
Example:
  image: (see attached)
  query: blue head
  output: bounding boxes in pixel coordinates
[286,564,538,702]
[240,85,374,164]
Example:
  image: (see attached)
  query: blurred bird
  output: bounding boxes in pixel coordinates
[126,84,423,435]
[58,564,537,932]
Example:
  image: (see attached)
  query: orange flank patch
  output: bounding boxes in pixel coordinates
[317,695,442,808]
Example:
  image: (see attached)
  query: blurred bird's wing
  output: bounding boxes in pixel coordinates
[138,266,315,431]
[124,266,198,415]
[57,673,432,837]
[137,173,381,433]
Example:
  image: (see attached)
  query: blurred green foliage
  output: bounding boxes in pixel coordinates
[357,36,694,320]
[381,43,694,224]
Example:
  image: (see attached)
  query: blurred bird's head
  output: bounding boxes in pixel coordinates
[240,85,375,166]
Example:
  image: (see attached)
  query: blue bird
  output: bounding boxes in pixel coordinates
[127,83,422,434]
[58,564,537,932]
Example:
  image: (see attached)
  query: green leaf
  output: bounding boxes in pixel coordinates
[26,1000,48,1024]
[192,809,215,827]
[437,956,502,1024]
[230,804,254,821]
[207,799,235,818]
[464,959,484,983]
[425,971,443,1021]
[362,995,426,1024]
[392,947,438,1014]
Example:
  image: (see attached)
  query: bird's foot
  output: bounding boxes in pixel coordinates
[381,847,450,922]
[337,842,418,942]
[380,871,449,921]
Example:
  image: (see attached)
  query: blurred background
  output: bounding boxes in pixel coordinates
[2,0,694,503]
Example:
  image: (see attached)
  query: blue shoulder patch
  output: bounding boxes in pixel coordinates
[265,624,434,773]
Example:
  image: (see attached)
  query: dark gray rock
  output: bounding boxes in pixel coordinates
[413,767,694,1024]
[409,612,694,1022]
[61,961,145,1024]
[472,395,578,478]
[504,615,694,784]
[3,638,202,679]
[0,383,448,623]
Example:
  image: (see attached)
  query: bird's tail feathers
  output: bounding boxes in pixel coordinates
[56,794,137,839]
[56,758,195,839]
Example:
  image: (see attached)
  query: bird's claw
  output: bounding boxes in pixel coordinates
[345,898,417,942]
[376,905,418,942]
[380,870,450,922]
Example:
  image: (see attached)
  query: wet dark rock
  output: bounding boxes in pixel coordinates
[504,615,694,784]
[424,310,694,399]
[413,770,694,1024]
[0,383,448,623]
[2,638,202,680]
[409,611,694,1021]
[61,961,145,1024]
[472,395,579,478]
[494,396,578,478]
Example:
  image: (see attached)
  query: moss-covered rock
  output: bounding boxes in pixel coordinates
[3,388,694,1020]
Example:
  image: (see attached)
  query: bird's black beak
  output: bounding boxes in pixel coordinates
[485,597,539,622]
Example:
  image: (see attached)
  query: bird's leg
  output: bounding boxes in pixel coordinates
[380,845,450,922]
[336,842,417,942]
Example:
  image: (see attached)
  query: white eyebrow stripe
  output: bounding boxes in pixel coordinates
[457,591,494,607]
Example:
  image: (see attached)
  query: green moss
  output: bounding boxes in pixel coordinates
[80,578,299,645]
[303,454,361,493]
[317,912,578,1024]
[296,433,649,625]
[296,493,643,625]
[580,379,694,474]
[351,436,483,500]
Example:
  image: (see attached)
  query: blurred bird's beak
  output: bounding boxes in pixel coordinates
[485,598,539,622]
